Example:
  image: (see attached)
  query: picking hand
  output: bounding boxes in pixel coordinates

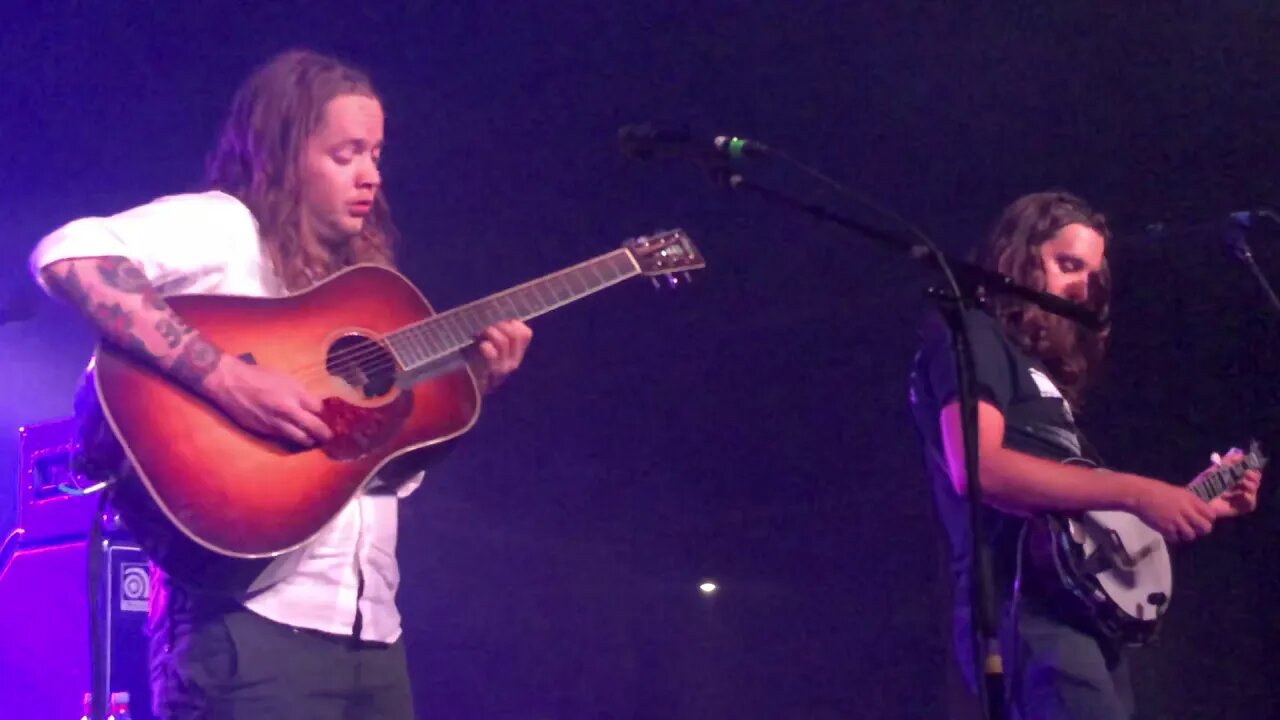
[203,358,333,446]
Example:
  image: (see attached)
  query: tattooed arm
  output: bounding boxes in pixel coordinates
[39,256,332,446]
[40,256,222,390]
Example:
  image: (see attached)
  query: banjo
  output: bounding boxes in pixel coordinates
[1025,440,1267,645]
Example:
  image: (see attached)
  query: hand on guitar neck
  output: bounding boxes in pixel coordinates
[1121,446,1263,542]
[1128,481,1217,543]
[1201,447,1263,520]
[464,319,534,394]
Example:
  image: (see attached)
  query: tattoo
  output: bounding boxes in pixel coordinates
[47,266,92,309]
[98,258,166,308]
[90,302,133,338]
[141,286,168,310]
[169,337,223,389]
[156,317,194,349]
[97,257,152,293]
[88,301,164,362]
[46,258,216,383]
[121,334,162,363]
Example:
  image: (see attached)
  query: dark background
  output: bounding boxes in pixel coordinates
[1,2,1277,718]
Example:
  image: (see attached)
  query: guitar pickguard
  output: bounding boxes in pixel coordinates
[319,393,414,461]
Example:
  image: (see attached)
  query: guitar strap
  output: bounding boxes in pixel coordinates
[1073,427,1107,468]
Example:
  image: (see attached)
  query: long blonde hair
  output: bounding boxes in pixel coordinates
[206,49,398,291]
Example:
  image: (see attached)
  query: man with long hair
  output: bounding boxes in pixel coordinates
[908,191,1263,718]
[29,50,531,718]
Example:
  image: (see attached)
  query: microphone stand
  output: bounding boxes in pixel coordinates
[1224,218,1280,318]
[1138,212,1280,319]
[719,171,1102,720]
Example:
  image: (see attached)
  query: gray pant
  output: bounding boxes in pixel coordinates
[149,579,414,720]
[1002,599,1135,720]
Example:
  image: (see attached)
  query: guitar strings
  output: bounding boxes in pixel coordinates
[277,254,661,384]
[282,247,653,379]
[285,334,466,384]
[282,312,508,385]
[281,285,558,380]
[282,278,601,380]
[280,301,512,379]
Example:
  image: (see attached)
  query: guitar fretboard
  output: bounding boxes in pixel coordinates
[1187,447,1265,501]
[386,249,640,371]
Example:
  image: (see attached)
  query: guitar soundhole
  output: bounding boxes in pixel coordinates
[325,334,398,398]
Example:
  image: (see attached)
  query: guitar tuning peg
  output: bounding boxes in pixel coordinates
[651,277,663,290]
[666,274,680,289]
[682,272,693,283]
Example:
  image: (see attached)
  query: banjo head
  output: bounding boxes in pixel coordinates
[1073,509,1172,622]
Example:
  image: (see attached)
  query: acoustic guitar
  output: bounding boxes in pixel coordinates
[81,230,704,592]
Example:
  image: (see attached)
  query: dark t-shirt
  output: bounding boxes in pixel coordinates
[908,309,1085,681]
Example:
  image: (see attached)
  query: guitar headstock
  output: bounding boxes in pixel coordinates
[623,229,705,287]
[1239,440,1268,473]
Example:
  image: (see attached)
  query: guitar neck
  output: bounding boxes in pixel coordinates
[387,248,641,372]
[1187,449,1263,502]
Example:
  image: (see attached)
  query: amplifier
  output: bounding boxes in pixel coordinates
[3,416,151,717]
[17,415,99,547]
[0,538,153,718]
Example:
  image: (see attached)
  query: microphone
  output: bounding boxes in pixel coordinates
[1223,209,1279,262]
[618,123,769,163]
[1227,208,1280,229]
[1224,208,1280,315]
[1143,208,1279,240]
[713,135,771,159]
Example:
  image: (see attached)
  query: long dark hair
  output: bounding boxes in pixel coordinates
[206,49,397,291]
[975,191,1111,408]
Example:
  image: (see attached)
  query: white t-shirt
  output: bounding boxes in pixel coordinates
[30,190,420,643]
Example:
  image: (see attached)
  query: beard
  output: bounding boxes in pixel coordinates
[1007,304,1106,407]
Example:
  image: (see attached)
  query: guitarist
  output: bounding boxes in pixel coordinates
[29,50,532,719]
[908,191,1263,719]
